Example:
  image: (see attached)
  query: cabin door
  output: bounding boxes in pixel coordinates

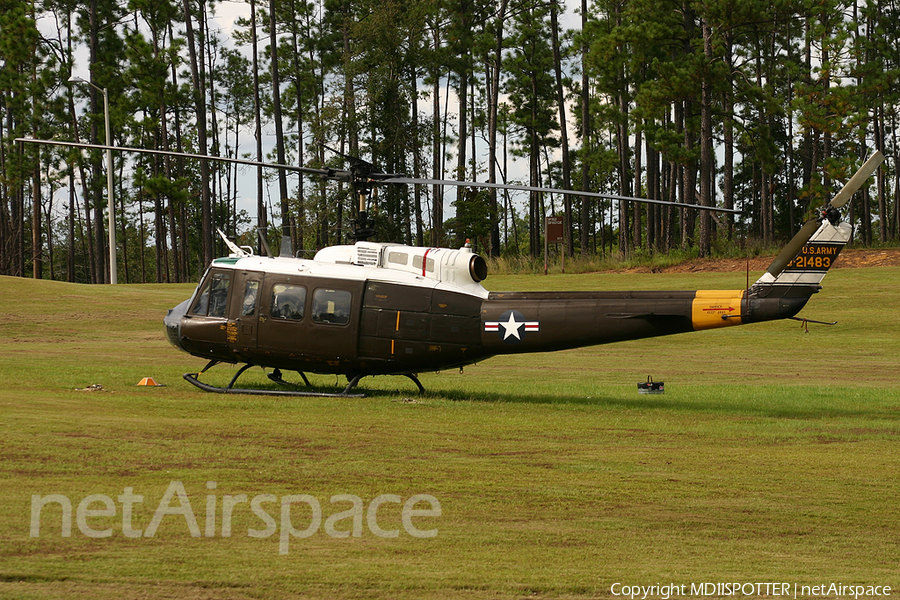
[229,271,264,350]
[257,276,363,363]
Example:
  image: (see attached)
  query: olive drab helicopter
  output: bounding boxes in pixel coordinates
[17,137,884,396]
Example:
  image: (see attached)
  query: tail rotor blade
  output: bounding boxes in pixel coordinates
[829,150,884,209]
[765,218,821,278]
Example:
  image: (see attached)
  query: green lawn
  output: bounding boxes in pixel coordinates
[1,267,898,599]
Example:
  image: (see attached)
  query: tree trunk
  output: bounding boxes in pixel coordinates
[182,0,214,268]
[723,34,735,241]
[580,0,591,257]
[699,21,714,257]
[249,0,266,255]
[486,0,507,257]
[269,0,291,255]
[89,0,106,283]
[430,18,443,247]
[550,0,572,257]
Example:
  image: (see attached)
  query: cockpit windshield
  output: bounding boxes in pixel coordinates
[191,272,231,318]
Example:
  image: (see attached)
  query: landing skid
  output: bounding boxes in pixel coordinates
[344,372,426,394]
[182,361,426,398]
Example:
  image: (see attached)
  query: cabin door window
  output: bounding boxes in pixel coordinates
[270,284,307,320]
[312,289,352,325]
[241,280,260,316]
[229,274,263,350]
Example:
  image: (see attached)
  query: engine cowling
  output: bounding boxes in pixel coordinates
[315,242,488,287]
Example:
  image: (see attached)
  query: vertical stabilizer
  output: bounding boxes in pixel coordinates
[755,220,852,288]
[742,220,851,324]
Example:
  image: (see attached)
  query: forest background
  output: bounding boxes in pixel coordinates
[0,0,898,284]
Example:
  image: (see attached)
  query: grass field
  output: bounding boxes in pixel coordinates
[1,266,899,600]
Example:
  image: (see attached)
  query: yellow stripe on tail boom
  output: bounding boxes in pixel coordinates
[691,290,745,330]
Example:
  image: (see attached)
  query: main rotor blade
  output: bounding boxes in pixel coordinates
[16,137,345,179]
[381,176,743,215]
[829,150,884,209]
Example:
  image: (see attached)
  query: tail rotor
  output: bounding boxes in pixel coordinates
[765,151,884,280]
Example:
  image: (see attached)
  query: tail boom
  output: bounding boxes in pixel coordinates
[479,221,851,355]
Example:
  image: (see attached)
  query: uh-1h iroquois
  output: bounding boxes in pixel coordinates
[18,137,884,397]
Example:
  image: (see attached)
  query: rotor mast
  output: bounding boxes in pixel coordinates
[321,145,395,243]
[351,180,376,242]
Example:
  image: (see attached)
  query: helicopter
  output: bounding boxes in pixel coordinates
[17,137,884,396]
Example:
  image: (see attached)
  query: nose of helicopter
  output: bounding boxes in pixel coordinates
[164,298,191,351]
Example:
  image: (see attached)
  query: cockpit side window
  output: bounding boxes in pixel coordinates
[271,284,307,321]
[312,289,352,325]
[191,272,231,317]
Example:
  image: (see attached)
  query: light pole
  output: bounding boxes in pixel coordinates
[69,76,117,284]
